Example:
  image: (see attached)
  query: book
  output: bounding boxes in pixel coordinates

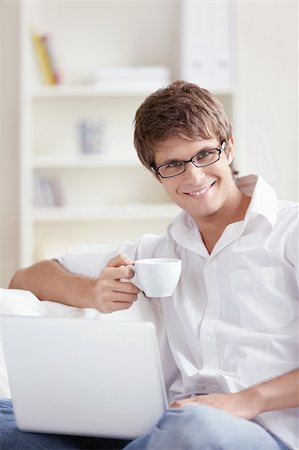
[32,32,61,85]
[41,34,62,85]
[34,176,64,207]
[180,0,234,90]
[78,119,104,154]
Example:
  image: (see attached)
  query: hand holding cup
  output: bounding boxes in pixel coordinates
[130,258,182,297]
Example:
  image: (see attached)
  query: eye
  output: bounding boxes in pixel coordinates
[165,160,185,169]
[196,150,213,160]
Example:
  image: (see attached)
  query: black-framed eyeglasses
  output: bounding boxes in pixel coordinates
[151,141,227,179]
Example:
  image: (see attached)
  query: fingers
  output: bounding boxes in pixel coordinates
[111,264,136,282]
[93,253,140,313]
[101,253,137,287]
[94,286,139,313]
[170,395,199,409]
[103,297,139,313]
[99,289,140,313]
[99,265,138,292]
[106,253,134,268]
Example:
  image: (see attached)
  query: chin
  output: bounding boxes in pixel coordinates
[188,202,222,220]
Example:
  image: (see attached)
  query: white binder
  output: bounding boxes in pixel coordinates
[180,0,235,91]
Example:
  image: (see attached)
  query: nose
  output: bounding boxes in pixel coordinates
[183,161,206,181]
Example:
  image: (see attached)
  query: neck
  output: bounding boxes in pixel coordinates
[196,189,251,254]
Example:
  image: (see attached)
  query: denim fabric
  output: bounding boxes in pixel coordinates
[0,399,130,449]
[124,405,290,450]
[0,399,289,450]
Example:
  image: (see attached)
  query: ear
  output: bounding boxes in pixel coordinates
[225,136,235,165]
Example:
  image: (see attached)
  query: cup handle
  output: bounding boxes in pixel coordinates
[128,265,143,291]
[120,265,145,295]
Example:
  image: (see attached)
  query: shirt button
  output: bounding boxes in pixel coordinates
[203,336,211,343]
[206,264,215,272]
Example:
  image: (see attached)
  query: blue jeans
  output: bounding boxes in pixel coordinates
[0,399,130,449]
[0,399,289,450]
[125,405,289,450]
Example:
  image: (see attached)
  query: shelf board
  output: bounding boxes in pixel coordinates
[32,154,141,169]
[31,84,165,98]
[33,204,181,222]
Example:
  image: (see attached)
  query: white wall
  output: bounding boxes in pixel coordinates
[235,0,298,200]
[0,0,297,286]
[0,1,21,287]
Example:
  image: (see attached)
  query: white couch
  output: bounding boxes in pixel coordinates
[0,288,158,398]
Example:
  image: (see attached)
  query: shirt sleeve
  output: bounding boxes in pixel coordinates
[56,234,170,278]
[56,242,137,277]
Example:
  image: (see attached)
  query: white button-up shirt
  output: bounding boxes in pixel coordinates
[58,175,299,449]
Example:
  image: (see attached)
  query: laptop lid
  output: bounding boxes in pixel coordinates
[0,315,168,439]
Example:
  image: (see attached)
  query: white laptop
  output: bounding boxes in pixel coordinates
[0,316,168,439]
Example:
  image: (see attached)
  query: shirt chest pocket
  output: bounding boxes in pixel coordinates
[230,266,294,330]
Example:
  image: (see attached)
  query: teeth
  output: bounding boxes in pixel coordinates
[188,184,212,196]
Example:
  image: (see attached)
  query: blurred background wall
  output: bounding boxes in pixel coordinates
[0,0,21,287]
[235,1,298,200]
[0,0,298,287]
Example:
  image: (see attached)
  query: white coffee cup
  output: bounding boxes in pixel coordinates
[131,258,182,298]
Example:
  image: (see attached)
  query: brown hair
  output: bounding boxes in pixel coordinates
[134,80,238,175]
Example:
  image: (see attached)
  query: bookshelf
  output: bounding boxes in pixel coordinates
[19,0,236,266]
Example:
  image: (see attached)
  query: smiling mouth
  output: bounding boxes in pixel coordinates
[184,181,216,197]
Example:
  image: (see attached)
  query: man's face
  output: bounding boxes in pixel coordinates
[153,136,238,226]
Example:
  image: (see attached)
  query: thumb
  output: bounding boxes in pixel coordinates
[106,253,134,268]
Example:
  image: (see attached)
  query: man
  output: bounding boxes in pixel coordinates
[3,81,298,449]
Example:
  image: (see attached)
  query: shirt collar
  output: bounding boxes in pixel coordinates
[168,211,209,256]
[237,174,277,227]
